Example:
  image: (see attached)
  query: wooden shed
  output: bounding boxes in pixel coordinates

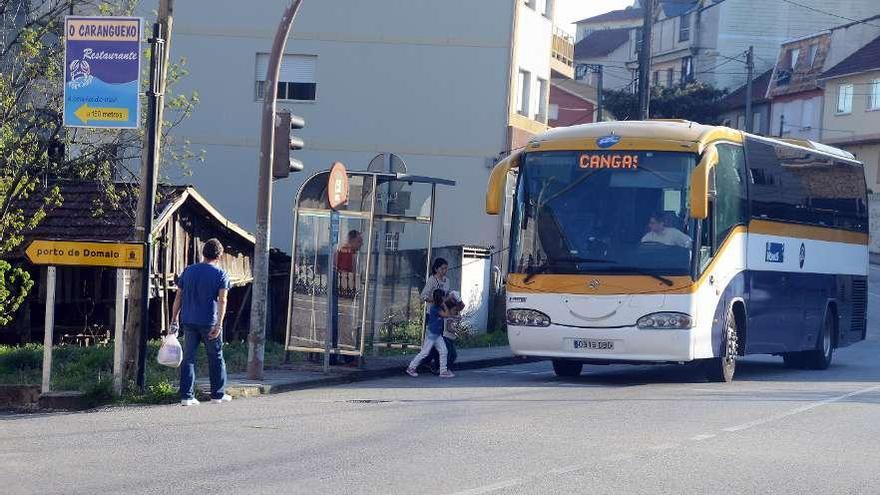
[4,181,288,345]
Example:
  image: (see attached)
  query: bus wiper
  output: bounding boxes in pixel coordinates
[522,257,615,284]
[617,269,675,287]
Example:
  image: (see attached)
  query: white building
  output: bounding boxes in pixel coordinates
[140,0,557,254]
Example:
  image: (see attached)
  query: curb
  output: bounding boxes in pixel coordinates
[224,355,541,398]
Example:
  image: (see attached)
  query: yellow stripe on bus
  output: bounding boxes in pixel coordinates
[749,220,868,245]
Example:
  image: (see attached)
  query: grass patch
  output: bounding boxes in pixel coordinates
[456,329,509,349]
[0,338,287,405]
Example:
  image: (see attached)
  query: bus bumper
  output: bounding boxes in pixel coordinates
[508,325,694,363]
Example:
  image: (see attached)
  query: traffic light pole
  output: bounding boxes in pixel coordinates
[247,0,304,380]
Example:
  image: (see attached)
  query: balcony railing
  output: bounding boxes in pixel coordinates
[552,26,574,68]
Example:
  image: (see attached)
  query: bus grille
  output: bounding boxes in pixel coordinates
[851,279,867,337]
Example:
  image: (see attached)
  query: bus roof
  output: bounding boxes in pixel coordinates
[527,120,858,163]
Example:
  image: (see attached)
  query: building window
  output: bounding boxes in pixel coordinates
[523,0,533,8]
[753,112,762,134]
[679,13,691,42]
[837,83,854,114]
[536,0,549,16]
[667,68,674,87]
[517,69,531,117]
[869,79,880,110]
[255,54,317,101]
[736,114,745,130]
[788,48,800,69]
[653,71,660,86]
[537,77,549,122]
[680,56,693,84]
[807,44,818,67]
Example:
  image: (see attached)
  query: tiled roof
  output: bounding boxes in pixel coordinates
[821,35,880,80]
[574,27,632,59]
[722,69,774,109]
[19,182,187,242]
[576,8,643,25]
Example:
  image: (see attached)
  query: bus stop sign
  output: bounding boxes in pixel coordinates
[327,161,349,210]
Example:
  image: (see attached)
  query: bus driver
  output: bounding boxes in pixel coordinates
[641,212,692,248]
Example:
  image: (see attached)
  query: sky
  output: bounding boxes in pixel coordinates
[556,0,636,34]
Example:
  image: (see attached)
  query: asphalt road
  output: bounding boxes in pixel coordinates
[3,268,880,494]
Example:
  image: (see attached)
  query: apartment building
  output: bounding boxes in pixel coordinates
[819,35,880,189]
[142,0,559,254]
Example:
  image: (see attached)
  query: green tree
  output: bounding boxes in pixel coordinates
[603,83,728,124]
[0,0,201,329]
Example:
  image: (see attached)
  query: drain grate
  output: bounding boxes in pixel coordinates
[344,399,393,404]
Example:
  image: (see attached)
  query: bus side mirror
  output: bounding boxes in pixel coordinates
[690,145,718,220]
[486,153,520,215]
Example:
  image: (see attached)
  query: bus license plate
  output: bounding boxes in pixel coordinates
[572,339,614,351]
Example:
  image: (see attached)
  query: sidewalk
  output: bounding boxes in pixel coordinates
[197,346,535,398]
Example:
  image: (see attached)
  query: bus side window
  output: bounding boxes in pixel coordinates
[713,143,748,247]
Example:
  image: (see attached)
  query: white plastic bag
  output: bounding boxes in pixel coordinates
[157,329,183,368]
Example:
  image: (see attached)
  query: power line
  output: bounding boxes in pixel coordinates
[779,0,880,29]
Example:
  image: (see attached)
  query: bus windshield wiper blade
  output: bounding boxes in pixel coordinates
[615,269,675,287]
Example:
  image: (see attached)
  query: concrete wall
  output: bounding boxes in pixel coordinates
[870,193,880,255]
[141,0,519,253]
[770,92,823,141]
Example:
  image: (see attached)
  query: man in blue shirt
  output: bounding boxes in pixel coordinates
[171,238,232,406]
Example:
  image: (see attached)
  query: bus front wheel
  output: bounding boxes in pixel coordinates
[705,306,738,383]
[552,360,583,378]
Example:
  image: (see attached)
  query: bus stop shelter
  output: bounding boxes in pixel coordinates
[285,170,455,361]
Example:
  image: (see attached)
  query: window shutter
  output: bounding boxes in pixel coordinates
[255,54,316,83]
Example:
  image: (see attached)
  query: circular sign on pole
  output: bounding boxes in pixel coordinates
[327,161,350,210]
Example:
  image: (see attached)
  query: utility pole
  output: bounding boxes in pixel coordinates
[583,64,604,122]
[745,46,754,133]
[124,0,174,390]
[637,0,655,120]
[247,0,305,380]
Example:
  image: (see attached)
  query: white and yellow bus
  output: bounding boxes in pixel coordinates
[486,121,868,382]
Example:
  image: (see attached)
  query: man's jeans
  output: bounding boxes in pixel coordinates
[179,324,227,400]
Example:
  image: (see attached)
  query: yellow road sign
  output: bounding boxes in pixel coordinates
[25,240,144,269]
[73,103,130,125]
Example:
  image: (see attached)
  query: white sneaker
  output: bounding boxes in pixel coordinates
[406,368,419,377]
[180,398,200,406]
[211,394,232,404]
[439,370,455,378]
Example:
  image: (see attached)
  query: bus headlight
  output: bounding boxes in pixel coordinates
[507,309,551,327]
[637,312,693,329]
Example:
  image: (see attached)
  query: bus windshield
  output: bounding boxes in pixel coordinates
[510,150,698,277]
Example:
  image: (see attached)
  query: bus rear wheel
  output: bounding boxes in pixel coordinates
[705,306,738,383]
[802,311,834,370]
[552,360,583,378]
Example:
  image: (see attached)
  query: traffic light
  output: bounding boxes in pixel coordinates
[272,109,305,179]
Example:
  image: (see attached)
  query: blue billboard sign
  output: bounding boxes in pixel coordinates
[63,16,142,129]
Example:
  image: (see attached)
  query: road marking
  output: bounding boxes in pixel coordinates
[722,384,880,433]
[450,479,524,495]
[549,464,585,475]
[691,434,716,441]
